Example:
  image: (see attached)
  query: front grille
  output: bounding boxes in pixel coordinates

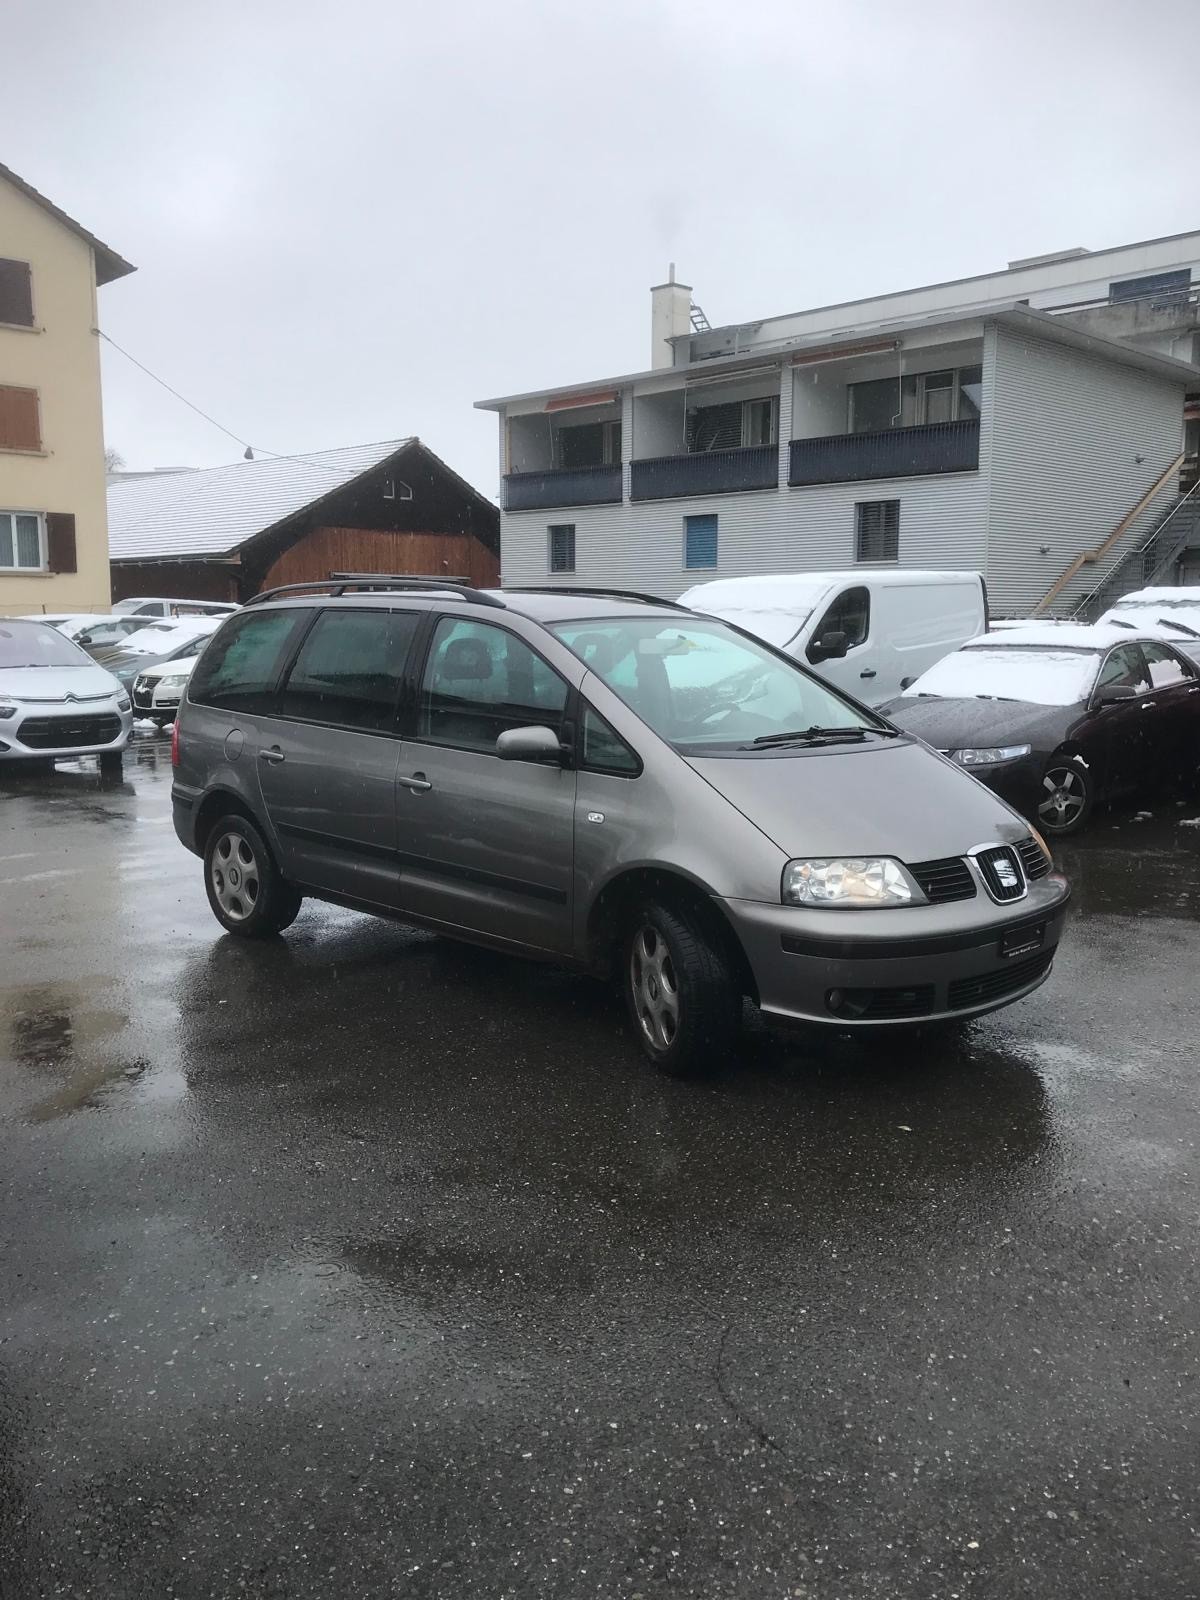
[974,845,1026,903]
[947,950,1054,1010]
[909,856,977,904]
[1016,837,1052,880]
[17,714,123,750]
[828,984,936,1021]
[133,677,155,709]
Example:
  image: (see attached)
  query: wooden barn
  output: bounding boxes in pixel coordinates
[107,438,499,603]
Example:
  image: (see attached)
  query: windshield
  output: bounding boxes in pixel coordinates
[906,645,1098,707]
[550,615,882,751]
[0,622,91,669]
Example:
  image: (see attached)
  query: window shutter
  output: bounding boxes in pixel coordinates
[0,386,41,451]
[46,513,77,574]
[0,259,34,326]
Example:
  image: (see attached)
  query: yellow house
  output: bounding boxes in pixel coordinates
[0,162,134,616]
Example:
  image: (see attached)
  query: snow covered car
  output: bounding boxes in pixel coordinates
[881,624,1200,835]
[22,613,151,654]
[0,618,132,773]
[94,617,223,692]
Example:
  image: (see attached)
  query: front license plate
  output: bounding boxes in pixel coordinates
[1000,923,1044,959]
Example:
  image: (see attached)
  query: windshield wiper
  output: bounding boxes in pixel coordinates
[1156,616,1200,639]
[973,693,1019,702]
[746,724,894,749]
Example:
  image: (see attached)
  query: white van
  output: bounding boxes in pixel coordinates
[679,570,987,705]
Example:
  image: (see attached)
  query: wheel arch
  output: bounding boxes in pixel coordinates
[193,785,265,855]
[585,864,758,1003]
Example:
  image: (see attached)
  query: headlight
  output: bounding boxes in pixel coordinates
[155,673,187,688]
[117,695,131,711]
[954,744,1032,766]
[0,696,16,721]
[782,858,917,908]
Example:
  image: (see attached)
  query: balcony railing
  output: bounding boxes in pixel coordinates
[502,463,622,511]
[630,444,778,502]
[788,418,980,486]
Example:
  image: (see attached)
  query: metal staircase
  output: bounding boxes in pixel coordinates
[1069,481,1200,621]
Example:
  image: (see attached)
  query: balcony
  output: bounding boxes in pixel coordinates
[630,444,777,503]
[788,419,980,487]
[502,463,623,512]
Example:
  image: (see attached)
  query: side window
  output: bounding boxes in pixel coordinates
[1141,641,1196,689]
[418,618,569,752]
[277,609,419,732]
[581,705,640,775]
[188,610,311,713]
[1096,644,1148,693]
[808,586,870,661]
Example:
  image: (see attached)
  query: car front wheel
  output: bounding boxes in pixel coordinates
[204,813,302,937]
[1037,756,1093,835]
[623,902,741,1077]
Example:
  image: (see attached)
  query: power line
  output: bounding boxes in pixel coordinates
[97,329,276,458]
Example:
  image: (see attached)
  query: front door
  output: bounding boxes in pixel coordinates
[1086,642,1152,798]
[255,606,422,908]
[1139,641,1200,788]
[393,615,577,953]
[804,585,874,700]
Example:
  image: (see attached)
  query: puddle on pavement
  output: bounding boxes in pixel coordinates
[23,1057,150,1124]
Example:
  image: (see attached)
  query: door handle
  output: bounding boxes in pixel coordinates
[397,771,433,793]
[259,746,285,765]
[1141,701,1157,710]
[859,668,877,679]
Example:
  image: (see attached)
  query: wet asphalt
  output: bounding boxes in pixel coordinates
[1,735,1199,1600]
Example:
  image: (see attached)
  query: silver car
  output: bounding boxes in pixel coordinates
[0,618,132,773]
[171,578,1070,1076]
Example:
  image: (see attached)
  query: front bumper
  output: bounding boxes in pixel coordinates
[0,702,132,762]
[723,874,1070,1027]
[966,754,1047,821]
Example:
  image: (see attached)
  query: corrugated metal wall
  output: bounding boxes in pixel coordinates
[498,472,987,598]
[985,325,1186,614]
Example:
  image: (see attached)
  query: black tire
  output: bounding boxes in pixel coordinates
[99,752,123,779]
[1036,754,1093,836]
[203,812,302,938]
[623,900,741,1077]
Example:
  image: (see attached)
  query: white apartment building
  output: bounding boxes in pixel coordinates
[478,232,1200,615]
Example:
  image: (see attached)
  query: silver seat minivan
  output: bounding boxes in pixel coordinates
[171,577,1070,1076]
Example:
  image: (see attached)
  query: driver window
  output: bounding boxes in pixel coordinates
[1141,641,1196,689]
[419,617,569,752]
[1096,644,1149,693]
[807,586,870,662]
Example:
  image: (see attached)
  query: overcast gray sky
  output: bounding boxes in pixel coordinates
[6,0,1198,496]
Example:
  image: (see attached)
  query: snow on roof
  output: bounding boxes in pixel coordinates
[1105,587,1200,607]
[966,623,1138,651]
[107,440,414,562]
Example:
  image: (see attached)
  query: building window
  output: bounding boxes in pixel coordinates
[0,386,42,452]
[848,366,982,434]
[556,420,621,469]
[855,501,899,563]
[0,511,45,571]
[687,396,778,453]
[684,513,718,569]
[549,524,576,574]
[1109,270,1190,305]
[0,260,34,327]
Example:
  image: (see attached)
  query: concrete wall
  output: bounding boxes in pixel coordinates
[0,176,113,615]
[984,325,1187,614]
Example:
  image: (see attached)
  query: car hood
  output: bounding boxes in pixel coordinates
[137,657,198,684]
[687,737,1029,860]
[1,663,123,701]
[880,695,1073,752]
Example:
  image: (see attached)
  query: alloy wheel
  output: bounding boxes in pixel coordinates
[1038,765,1087,832]
[210,830,261,922]
[630,925,680,1053]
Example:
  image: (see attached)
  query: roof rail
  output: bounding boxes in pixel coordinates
[246,573,506,608]
[504,586,690,611]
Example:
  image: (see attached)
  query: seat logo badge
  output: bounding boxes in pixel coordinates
[994,857,1019,891]
[586,812,605,824]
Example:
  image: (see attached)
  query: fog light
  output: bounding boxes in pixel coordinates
[826,988,844,1013]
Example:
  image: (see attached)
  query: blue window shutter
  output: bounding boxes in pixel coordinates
[684,514,718,569]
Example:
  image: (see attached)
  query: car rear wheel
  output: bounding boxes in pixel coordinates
[204,813,302,937]
[623,902,740,1077]
[1037,757,1092,836]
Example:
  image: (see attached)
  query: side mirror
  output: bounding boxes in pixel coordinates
[809,629,849,663]
[496,725,566,764]
[1094,683,1137,708]
[77,634,93,647]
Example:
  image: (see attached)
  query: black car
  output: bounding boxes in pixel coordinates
[882,625,1200,835]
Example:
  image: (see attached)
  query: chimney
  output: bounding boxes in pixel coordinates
[650,263,693,370]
